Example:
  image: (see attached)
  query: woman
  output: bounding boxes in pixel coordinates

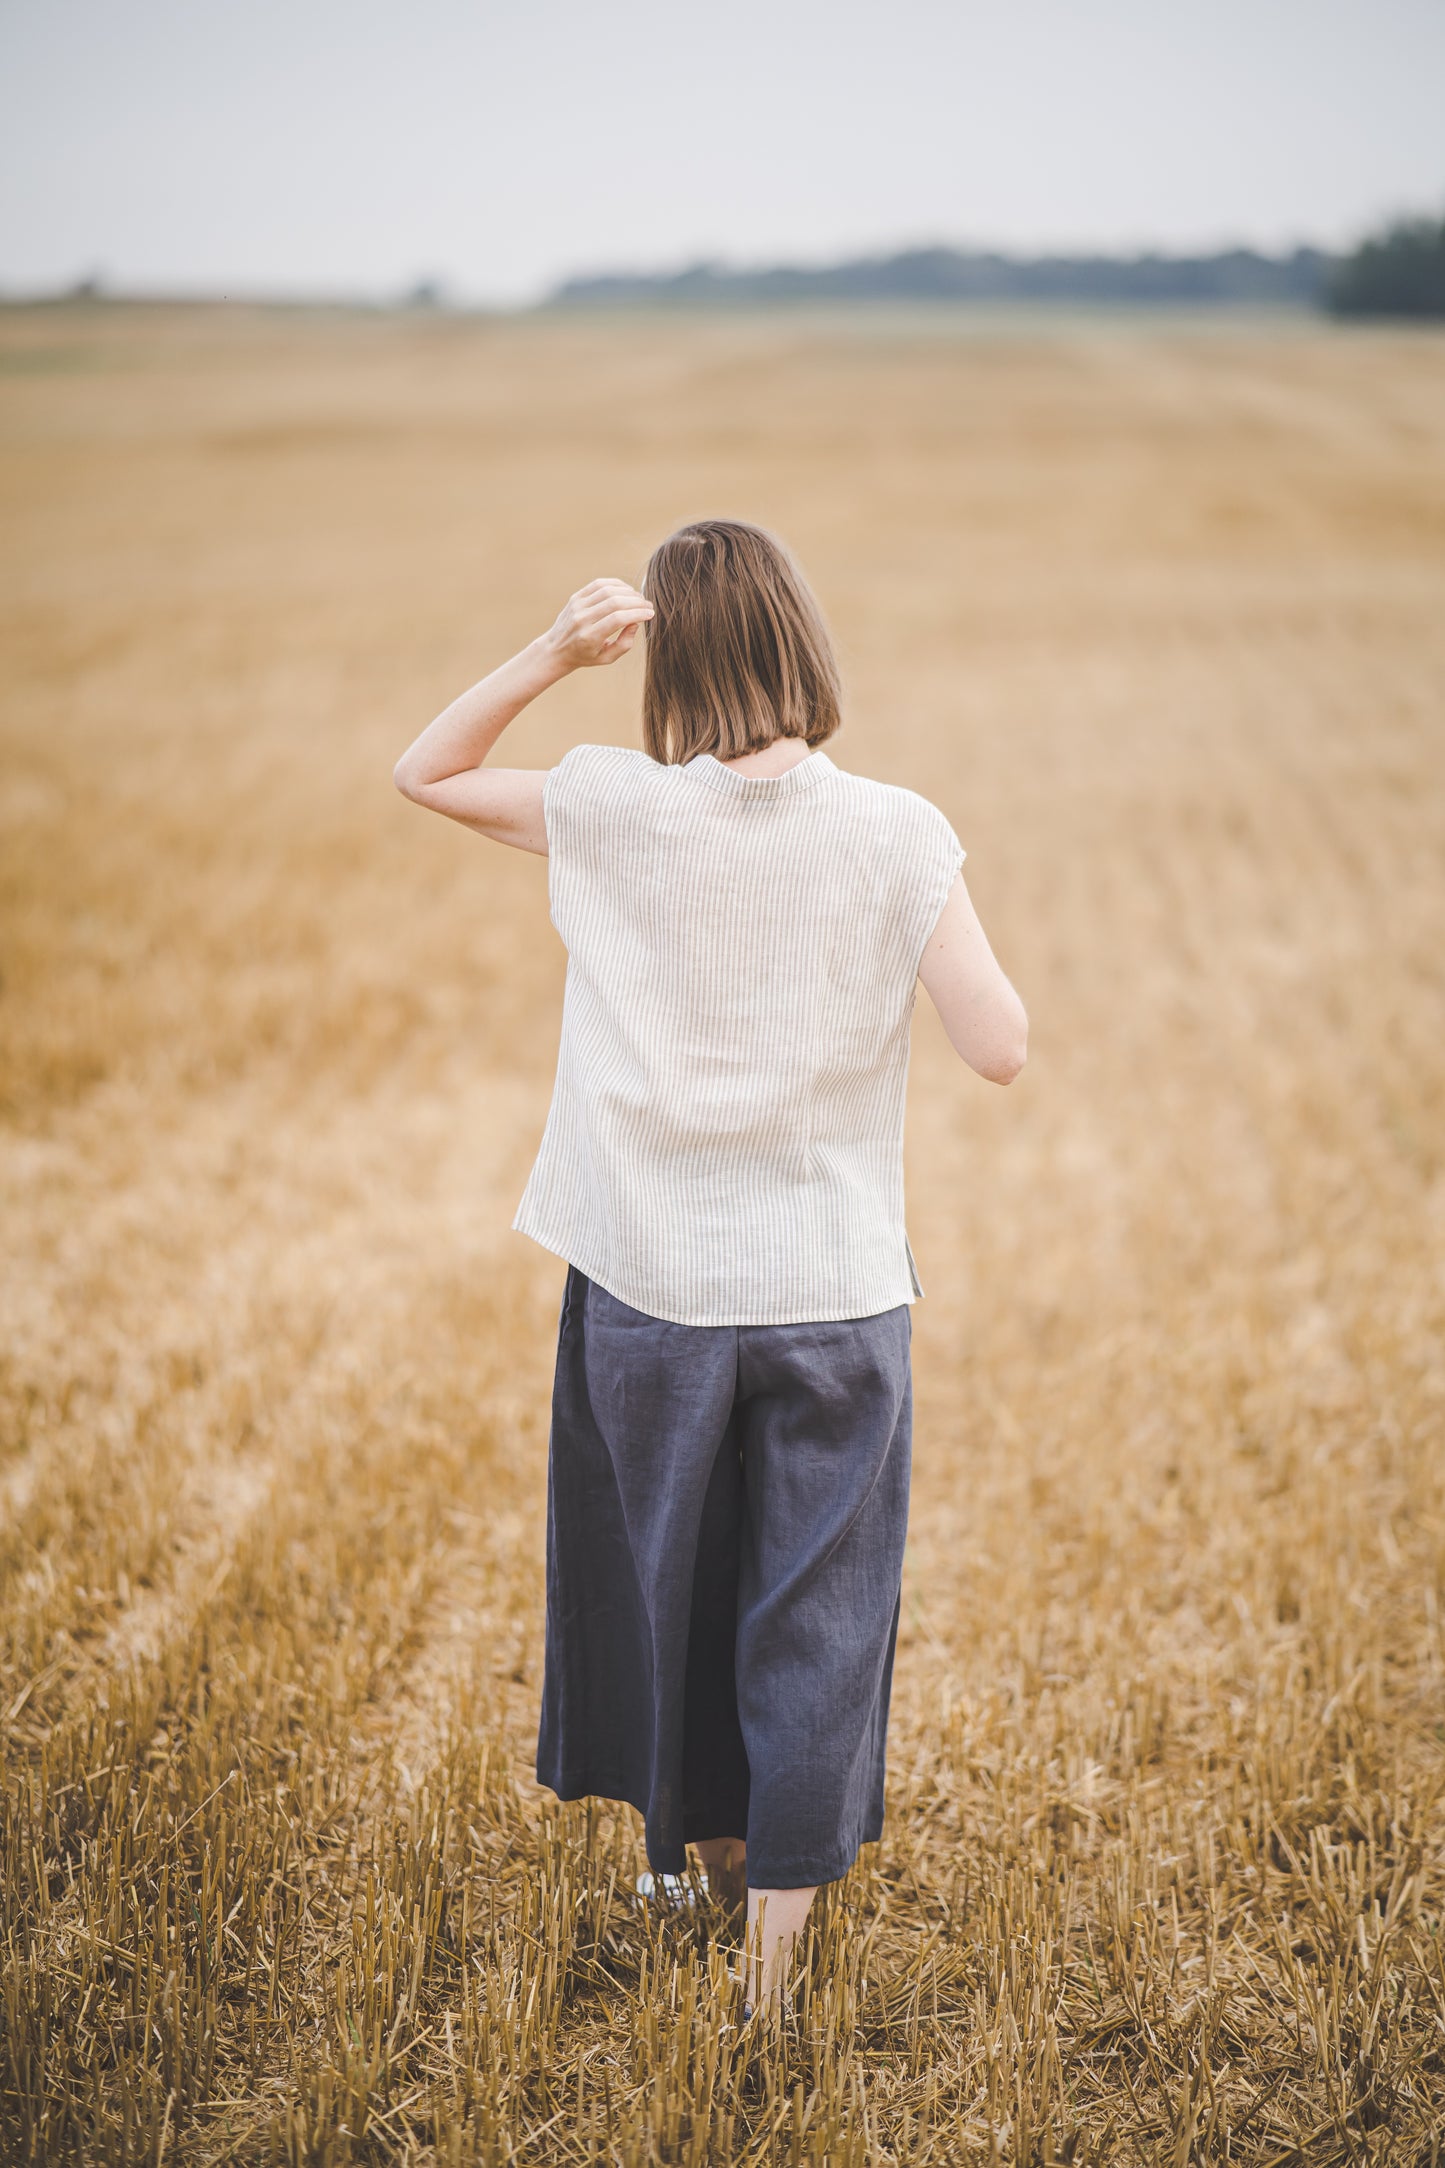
[393,519,1026,2015]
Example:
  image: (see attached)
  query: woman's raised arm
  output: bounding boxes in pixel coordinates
[392,579,653,853]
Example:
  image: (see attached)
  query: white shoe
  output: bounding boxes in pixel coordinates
[634,1871,700,1909]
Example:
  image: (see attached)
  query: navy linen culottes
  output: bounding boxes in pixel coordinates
[536,1265,913,1889]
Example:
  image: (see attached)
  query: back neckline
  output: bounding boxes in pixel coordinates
[686,750,836,798]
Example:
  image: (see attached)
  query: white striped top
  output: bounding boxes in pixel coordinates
[511,744,965,1325]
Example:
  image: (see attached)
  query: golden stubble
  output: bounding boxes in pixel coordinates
[2,302,1443,2163]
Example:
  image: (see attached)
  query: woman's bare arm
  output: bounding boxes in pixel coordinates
[917,872,1028,1084]
[392,578,653,853]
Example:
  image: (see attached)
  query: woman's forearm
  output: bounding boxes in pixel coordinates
[393,578,654,806]
[391,581,653,850]
[393,635,568,796]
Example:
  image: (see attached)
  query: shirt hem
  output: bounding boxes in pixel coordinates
[511,1215,920,1328]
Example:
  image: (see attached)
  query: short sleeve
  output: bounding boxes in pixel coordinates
[541,742,595,855]
[908,798,966,971]
[542,743,650,942]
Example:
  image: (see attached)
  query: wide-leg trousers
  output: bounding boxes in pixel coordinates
[535,1264,913,1889]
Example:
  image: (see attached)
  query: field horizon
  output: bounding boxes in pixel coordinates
[3,301,1443,2164]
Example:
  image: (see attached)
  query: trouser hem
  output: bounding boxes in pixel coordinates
[744,1840,874,1890]
[538,1767,875,1889]
[538,1768,712,1876]
[537,1769,648,1822]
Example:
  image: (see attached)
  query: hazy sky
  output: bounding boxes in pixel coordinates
[2,0,1442,303]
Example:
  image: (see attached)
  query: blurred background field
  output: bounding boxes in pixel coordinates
[2,299,1445,2162]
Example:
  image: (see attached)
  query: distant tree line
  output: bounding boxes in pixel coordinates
[550,246,1332,311]
[548,212,1445,319]
[1327,215,1445,318]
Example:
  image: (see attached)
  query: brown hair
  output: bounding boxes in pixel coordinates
[640,519,842,764]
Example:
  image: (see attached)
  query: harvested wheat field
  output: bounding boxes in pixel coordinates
[2,300,1444,2165]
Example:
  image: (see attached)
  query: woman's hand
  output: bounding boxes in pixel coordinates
[543,578,654,669]
[393,575,653,857]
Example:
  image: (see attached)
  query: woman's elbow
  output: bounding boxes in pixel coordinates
[393,757,425,803]
[979,1048,1025,1086]
[981,1007,1028,1085]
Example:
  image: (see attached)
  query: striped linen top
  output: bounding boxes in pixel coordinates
[511,743,965,1326]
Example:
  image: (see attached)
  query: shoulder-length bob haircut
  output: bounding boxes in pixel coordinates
[640,519,842,765]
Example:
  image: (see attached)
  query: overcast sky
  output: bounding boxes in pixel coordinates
[2,0,1442,304]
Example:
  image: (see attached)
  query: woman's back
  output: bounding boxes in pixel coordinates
[511,741,964,1325]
